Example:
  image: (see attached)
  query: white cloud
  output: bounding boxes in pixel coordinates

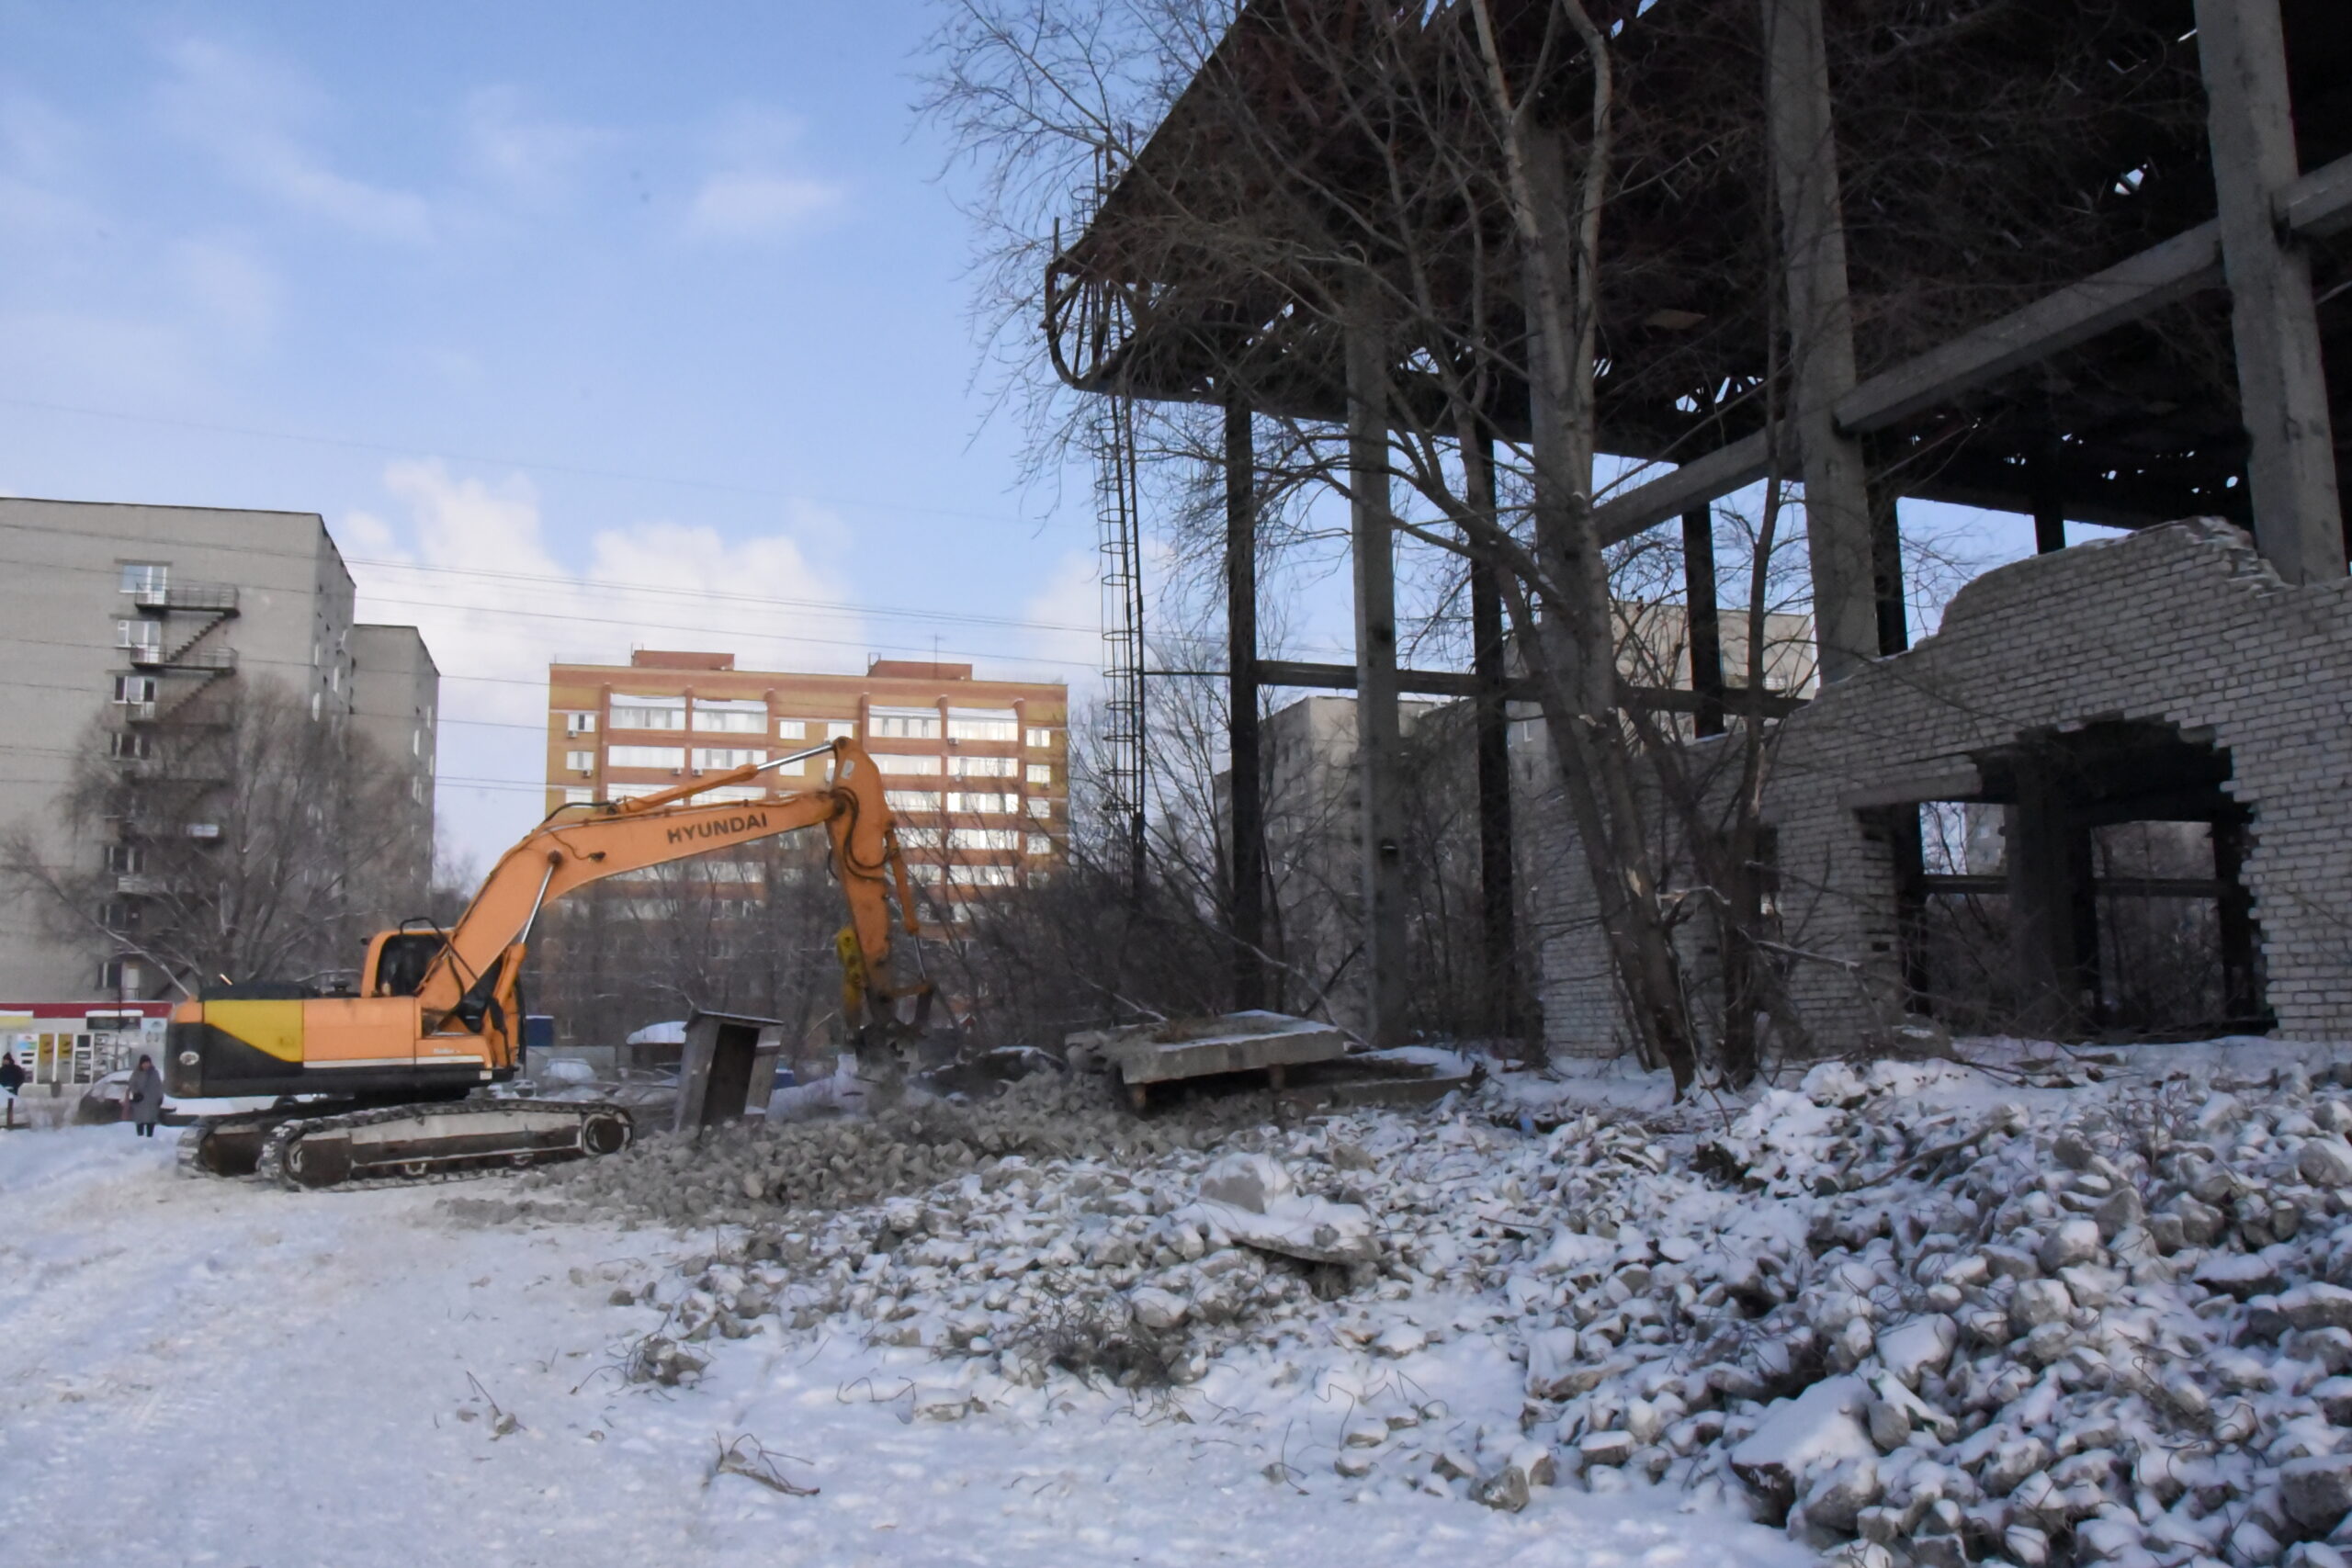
[155,38,432,243]
[1021,551,1106,701]
[342,459,867,863]
[681,104,842,243]
[462,86,611,199]
[684,172,841,241]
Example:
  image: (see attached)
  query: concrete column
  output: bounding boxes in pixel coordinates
[1680,506,1726,736]
[1466,437,1521,1038]
[1867,470,1909,655]
[2193,0,2346,582]
[1346,307,1408,1046]
[1759,0,1879,680]
[2007,753,2088,1038]
[2212,816,2262,1023]
[1224,399,1266,1011]
[2030,439,2067,556]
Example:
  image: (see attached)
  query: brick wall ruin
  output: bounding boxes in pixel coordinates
[1524,520,2352,1056]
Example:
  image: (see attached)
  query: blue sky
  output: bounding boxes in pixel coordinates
[0,1,1112,865]
[0,1,2069,869]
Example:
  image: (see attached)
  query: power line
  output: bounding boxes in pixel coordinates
[0,525,1094,635]
[0,394,1081,533]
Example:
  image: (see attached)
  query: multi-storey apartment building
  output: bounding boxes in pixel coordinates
[544,652,1068,919]
[0,497,438,1004]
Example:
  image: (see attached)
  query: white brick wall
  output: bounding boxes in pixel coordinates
[1526,520,2352,1055]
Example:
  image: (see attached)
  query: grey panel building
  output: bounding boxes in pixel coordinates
[0,497,438,1000]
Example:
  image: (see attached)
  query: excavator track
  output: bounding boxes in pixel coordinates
[178,1110,291,1179]
[253,1099,633,1191]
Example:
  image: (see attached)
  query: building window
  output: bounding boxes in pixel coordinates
[873,753,943,775]
[945,792,1012,815]
[563,712,597,737]
[775,719,807,740]
[311,692,322,720]
[946,708,1018,742]
[608,745,686,770]
[609,695,686,730]
[871,706,941,739]
[99,958,145,992]
[693,700,766,734]
[115,619,161,653]
[948,864,1017,886]
[826,721,855,740]
[1025,797,1053,819]
[119,563,169,598]
[697,786,766,803]
[1027,835,1054,856]
[885,790,943,813]
[564,787,594,805]
[949,756,1016,778]
[605,784,664,799]
[112,675,157,705]
[107,732,153,760]
[1025,728,1053,750]
[770,758,804,777]
[412,778,428,806]
[105,844,146,874]
[692,748,766,772]
[1025,763,1052,785]
[948,828,1021,852]
[905,862,945,884]
[897,827,943,850]
[565,750,596,773]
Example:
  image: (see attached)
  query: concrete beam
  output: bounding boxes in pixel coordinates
[2194,0,2346,582]
[1589,150,2352,549]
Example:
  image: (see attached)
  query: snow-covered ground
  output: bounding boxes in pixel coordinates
[0,1118,1803,1568]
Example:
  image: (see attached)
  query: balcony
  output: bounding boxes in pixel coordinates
[127,582,239,614]
[124,642,237,672]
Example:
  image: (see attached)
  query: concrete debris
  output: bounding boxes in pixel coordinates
[553,1038,2352,1560]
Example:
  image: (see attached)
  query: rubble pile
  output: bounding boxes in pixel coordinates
[539,1068,1275,1230]
[582,1046,2352,1566]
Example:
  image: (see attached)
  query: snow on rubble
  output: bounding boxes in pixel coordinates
[511,1040,2352,1568]
[19,1039,2352,1566]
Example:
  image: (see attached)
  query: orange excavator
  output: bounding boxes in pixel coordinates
[169,738,928,1189]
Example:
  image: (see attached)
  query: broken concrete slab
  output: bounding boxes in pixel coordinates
[1075,1011,1348,1108]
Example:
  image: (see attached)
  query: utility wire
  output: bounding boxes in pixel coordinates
[0,394,1080,533]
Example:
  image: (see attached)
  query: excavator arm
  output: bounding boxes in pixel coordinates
[390,738,921,1055]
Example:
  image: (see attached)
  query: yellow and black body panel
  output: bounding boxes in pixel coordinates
[164,995,504,1100]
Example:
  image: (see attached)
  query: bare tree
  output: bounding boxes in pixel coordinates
[2,679,426,995]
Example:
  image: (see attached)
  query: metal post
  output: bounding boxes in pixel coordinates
[1760,0,1880,680]
[1680,506,1726,737]
[1347,307,1408,1047]
[2193,0,2346,582]
[1466,438,1521,1039]
[1225,399,1266,1011]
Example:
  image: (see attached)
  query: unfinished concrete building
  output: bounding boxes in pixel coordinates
[1048,0,2352,1054]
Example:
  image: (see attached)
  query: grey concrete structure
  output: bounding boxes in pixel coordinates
[1529,521,2352,1055]
[0,497,436,1000]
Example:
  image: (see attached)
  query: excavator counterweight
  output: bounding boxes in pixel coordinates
[169,739,925,1189]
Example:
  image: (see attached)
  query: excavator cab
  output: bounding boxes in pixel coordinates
[366,927,447,998]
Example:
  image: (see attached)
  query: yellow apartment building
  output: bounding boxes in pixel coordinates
[544,651,1069,919]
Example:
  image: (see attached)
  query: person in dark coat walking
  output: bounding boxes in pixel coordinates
[125,1054,165,1137]
[1,1050,23,1131]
